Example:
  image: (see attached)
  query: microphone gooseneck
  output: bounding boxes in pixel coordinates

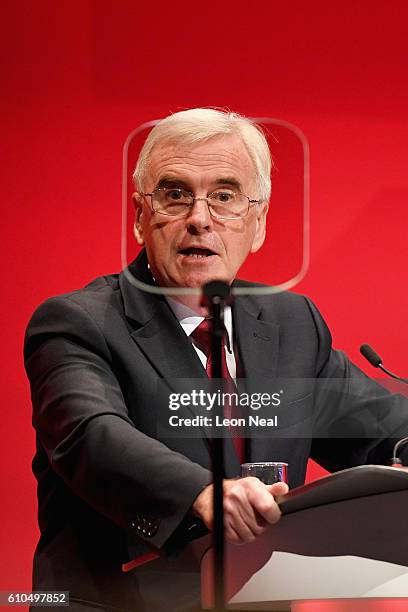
[359,344,408,384]
[360,343,408,467]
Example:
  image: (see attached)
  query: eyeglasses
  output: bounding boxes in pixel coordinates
[140,187,260,220]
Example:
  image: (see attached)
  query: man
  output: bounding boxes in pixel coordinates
[25,108,407,611]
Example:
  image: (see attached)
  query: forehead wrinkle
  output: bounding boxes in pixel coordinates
[145,137,256,193]
[150,137,253,166]
[150,153,253,178]
[152,151,245,169]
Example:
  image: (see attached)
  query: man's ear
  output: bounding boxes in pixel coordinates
[132,192,145,246]
[250,201,268,253]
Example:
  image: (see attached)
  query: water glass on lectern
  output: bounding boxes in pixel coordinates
[241,462,288,484]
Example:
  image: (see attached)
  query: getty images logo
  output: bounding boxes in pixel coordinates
[168,389,283,411]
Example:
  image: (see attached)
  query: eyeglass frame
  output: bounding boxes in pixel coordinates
[137,187,261,220]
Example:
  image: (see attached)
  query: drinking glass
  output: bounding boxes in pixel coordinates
[241,462,288,484]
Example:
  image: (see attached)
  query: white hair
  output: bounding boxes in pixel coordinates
[133,108,272,201]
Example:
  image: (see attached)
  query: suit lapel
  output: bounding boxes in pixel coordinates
[233,296,280,463]
[119,251,206,381]
[129,304,207,381]
[233,296,280,383]
[119,253,218,450]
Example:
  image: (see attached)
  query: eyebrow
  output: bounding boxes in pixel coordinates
[155,176,243,191]
[215,177,242,191]
[156,177,191,190]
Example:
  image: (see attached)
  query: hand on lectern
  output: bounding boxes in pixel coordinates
[191,477,288,545]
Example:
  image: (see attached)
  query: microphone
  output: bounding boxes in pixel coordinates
[360,344,408,467]
[360,344,408,384]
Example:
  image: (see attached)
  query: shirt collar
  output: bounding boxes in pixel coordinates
[166,296,233,351]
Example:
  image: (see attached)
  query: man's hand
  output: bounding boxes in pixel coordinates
[192,477,289,545]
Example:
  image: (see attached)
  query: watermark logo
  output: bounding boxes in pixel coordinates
[168,389,283,411]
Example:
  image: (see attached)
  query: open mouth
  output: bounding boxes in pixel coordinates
[178,247,217,259]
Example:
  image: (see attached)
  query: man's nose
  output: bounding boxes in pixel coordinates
[186,198,213,232]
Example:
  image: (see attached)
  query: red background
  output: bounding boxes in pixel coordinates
[1,1,407,610]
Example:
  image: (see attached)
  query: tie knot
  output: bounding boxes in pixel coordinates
[191,318,213,357]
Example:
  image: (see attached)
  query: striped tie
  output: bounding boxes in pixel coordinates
[191,318,245,463]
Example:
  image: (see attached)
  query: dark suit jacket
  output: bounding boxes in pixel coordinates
[24,250,408,611]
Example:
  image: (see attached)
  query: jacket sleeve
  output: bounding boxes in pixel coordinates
[24,295,212,550]
[304,297,408,471]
